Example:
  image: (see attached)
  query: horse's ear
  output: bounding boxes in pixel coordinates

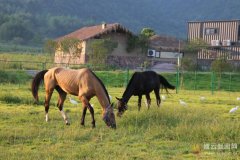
[115,97,121,101]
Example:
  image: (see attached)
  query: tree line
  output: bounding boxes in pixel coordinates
[1,0,240,47]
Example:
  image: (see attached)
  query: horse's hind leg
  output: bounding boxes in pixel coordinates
[44,88,54,122]
[154,88,161,107]
[145,93,151,109]
[138,95,142,111]
[55,86,69,125]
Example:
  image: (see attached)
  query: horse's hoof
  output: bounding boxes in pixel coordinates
[66,122,70,125]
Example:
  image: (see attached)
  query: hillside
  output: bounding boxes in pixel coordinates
[0,0,240,46]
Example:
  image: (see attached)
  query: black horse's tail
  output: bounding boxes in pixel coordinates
[31,70,48,103]
[158,74,175,93]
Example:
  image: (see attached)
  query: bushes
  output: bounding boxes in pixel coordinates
[0,70,31,84]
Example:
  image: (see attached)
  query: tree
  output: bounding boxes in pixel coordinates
[59,38,82,65]
[140,28,156,38]
[126,28,154,54]
[0,21,33,43]
[44,39,58,61]
[183,38,208,54]
[180,57,197,71]
[44,38,82,64]
[211,57,232,89]
[88,39,117,66]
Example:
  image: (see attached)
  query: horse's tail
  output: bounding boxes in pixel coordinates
[158,74,175,93]
[31,70,48,103]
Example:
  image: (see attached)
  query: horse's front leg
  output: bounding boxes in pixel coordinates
[138,95,142,111]
[145,93,151,110]
[154,88,161,107]
[87,104,95,128]
[79,95,95,128]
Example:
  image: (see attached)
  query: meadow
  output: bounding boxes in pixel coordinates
[0,53,240,159]
[0,82,239,159]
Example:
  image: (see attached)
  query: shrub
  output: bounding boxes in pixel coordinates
[0,70,31,84]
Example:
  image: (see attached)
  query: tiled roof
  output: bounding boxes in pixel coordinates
[56,23,132,41]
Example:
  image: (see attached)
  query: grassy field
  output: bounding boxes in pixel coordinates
[0,83,239,159]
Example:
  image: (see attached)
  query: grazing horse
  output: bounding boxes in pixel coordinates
[31,67,116,128]
[116,71,175,117]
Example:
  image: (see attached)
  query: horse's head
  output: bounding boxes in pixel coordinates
[116,97,128,117]
[103,103,116,129]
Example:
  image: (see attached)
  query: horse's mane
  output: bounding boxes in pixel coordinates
[122,72,139,99]
[125,72,137,89]
[89,70,110,103]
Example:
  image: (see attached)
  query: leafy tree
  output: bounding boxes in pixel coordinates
[88,39,117,65]
[179,57,197,89]
[138,34,149,54]
[183,38,208,54]
[211,57,232,73]
[44,38,82,64]
[59,38,82,65]
[0,21,33,43]
[180,57,197,71]
[44,39,58,61]
[126,35,138,52]
[140,28,155,38]
[126,28,153,54]
[211,57,233,89]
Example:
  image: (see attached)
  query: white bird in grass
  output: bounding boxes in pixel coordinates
[109,94,112,101]
[237,97,240,101]
[161,95,166,101]
[200,96,206,101]
[229,106,239,113]
[179,99,187,106]
[69,97,78,105]
[144,99,148,107]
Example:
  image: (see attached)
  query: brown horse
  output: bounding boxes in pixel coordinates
[31,67,116,128]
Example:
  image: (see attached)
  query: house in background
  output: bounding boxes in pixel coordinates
[147,35,185,71]
[187,20,240,69]
[55,23,144,68]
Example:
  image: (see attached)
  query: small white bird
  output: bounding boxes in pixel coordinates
[69,97,78,105]
[200,96,206,101]
[229,106,239,113]
[144,99,148,107]
[179,99,187,106]
[109,94,112,101]
[237,97,240,101]
[161,95,166,101]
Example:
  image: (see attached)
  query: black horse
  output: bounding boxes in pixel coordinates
[116,71,175,117]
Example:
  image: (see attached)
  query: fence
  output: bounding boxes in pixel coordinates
[0,60,240,94]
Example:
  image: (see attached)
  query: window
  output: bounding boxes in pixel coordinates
[205,28,219,35]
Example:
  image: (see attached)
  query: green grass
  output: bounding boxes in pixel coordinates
[0,43,43,53]
[0,83,239,159]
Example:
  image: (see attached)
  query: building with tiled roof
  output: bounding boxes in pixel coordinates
[54,23,140,66]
